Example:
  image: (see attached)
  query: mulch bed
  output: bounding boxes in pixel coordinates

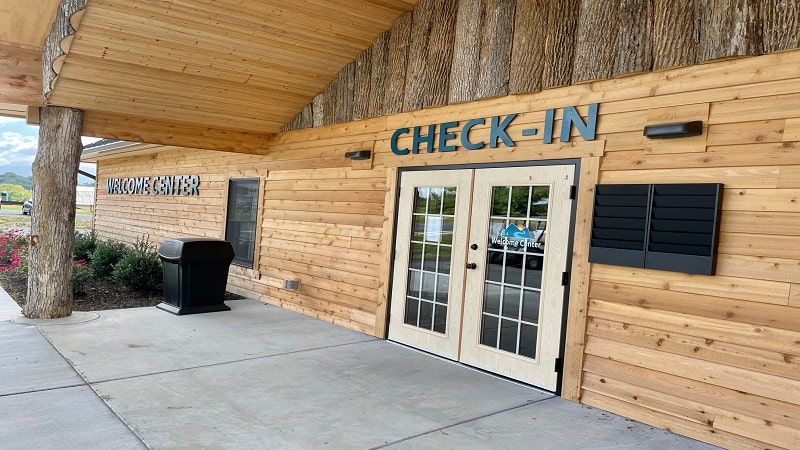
[0,272,244,311]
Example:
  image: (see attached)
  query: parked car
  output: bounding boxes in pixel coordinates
[21,199,32,215]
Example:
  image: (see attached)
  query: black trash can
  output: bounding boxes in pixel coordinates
[157,238,235,315]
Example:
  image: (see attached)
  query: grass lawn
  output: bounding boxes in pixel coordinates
[2,205,93,215]
[0,215,92,230]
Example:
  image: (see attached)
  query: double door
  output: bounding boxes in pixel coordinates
[388,165,574,390]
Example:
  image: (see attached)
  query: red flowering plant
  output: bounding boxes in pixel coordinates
[0,228,29,275]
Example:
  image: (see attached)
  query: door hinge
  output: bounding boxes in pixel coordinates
[561,271,570,286]
[569,185,577,200]
[554,357,563,373]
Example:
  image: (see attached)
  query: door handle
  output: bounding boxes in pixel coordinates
[466,263,477,270]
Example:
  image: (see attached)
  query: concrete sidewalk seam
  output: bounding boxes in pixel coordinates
[88,337,381,385]
[368,395,559,449]
[0,383,87,398]
[37,325,151,449]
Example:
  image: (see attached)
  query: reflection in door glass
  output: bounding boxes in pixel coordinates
[404,186,456,334]
[480,184,549,359]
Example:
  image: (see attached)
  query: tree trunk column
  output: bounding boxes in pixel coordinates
[24,106,84,319]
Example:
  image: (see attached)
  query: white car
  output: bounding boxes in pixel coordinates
[21,199,32,215]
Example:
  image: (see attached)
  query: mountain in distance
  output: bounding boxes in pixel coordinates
[0,172,32,190]
[0,171,95,188]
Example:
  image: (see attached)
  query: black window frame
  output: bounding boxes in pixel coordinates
[224,178,260,268]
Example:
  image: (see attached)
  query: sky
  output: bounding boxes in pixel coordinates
[0,116,98,184]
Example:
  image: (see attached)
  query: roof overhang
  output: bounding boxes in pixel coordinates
[0,0,60,105]
[0,0,417,151]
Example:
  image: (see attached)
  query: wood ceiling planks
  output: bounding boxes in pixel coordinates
[0,0,60,106]
[0,0,61,49]
[42,0,418,134]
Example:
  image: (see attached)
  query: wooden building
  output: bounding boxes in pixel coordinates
[4,1,800,448]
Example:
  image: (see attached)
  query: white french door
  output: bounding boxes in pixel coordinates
[388,165,574,390]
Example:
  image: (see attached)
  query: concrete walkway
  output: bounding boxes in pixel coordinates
[1,290,719,449]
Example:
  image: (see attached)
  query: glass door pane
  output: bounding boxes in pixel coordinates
[461,165,574,391]
[388,170,472,361]
[482,185,549,359]
[404,186,456,334]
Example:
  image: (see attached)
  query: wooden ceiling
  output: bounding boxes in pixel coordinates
[0,0,60,109]
[0,0,417,149]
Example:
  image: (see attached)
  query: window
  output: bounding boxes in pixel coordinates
[225,178,260,267]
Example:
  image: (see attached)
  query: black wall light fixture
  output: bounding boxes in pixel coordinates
[345,150,372,160]
[643,120,703,139]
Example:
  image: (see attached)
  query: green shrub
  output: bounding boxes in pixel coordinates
[72,261,93,295]
[73,231,97,262]
[112,236,162,292]
[91,240,129,279]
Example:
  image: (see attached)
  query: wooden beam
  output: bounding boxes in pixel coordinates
[81,111,275,154]
[0,44,42,77]
[0,74,43,105]
[25,105,39,123]
[0,103,28,118]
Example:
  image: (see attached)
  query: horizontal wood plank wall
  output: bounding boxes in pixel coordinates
[92,50,800,448]
[273,50,800,449]
[94,144,387,335]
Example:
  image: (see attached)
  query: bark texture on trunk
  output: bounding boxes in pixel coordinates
[322,78,338,126]
[352,48,373,121]
[449,0,485,103]
[385,12,412,115]
[509,0,548,94]
[572,0,620,83]
[423,0,459,108]
[24,106,84,319]
[761,0,800,52]
[697,0,762,61]
[614,0,654,76]
[312,93,324,127]
[652,0,697,70]
[299,104,313,129]
[43,0,85,99]
[368,31,390,117]
[476,0,515,99]
[404,0,435,111]
[335,62,355,123]
[542,0,580,88]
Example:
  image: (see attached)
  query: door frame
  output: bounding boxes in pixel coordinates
[384,159,582,394]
